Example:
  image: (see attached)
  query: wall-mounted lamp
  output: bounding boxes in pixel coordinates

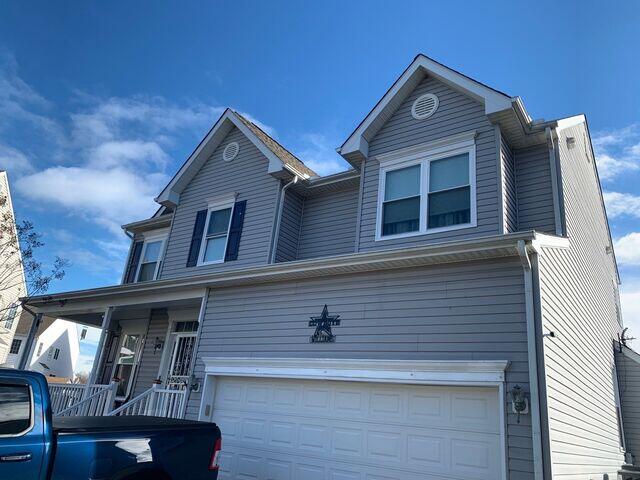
[510,385,529,423]
[153,337,164,354]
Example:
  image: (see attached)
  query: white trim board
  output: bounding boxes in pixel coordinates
[201,357,509,384]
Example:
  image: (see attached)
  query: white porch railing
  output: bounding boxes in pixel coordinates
[108,384,187,419]
[49,383,116,415]
[53,382,118,417]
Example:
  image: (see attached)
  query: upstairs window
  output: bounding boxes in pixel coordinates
[376,133,476,240]
[9,339,21,355]
[53,348,60,360]
[3,304,18,330]
[136,238,165,282]
[199,205,233,265]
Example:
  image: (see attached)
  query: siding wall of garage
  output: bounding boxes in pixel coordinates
[514,144,556,234]
[358,75,501,252]
[616,347,640,464]
[159,126,281,279]
[186,258,536,479]
[537,124,623,478]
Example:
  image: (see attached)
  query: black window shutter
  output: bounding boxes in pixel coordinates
[225,200,247,261]
[186,209,208,267]
[124,241,143,283]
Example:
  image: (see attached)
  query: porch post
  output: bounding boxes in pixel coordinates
[87,307,114,385]
[18,313,43,370]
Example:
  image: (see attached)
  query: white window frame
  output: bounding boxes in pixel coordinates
[375,131,477,241]
[135,232,168,282]
[197,195,236,266]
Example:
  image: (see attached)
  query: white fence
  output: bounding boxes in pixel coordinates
[49,383,116,415]
[108,384,187,419]
[53,382,118,417]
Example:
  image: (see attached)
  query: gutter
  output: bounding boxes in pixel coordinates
[517,240,545,480]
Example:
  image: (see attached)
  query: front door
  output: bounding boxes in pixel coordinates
[165,333,197,390]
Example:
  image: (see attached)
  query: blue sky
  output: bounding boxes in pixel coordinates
[0,1,639,337]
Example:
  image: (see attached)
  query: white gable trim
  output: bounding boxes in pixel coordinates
[340,54,514,159]
[155,109,287,207]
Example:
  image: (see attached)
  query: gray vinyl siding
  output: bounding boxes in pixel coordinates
[159,127,281,279]
[616,349,640,462]
[501,133,518,233]
[187,258,535,479]
[132,309,168,397]
[537,124,623,478]
[359,75,501,252]
[275,189,304,262]
[514,144,556,234]
[297,187,358,260]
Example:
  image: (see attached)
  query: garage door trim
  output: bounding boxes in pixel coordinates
[199,357,508,480]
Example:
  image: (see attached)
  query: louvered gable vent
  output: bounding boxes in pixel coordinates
[223,141,239,162]
[411,93,439,120]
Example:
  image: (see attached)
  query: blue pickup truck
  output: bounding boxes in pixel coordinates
[0,369,222,479]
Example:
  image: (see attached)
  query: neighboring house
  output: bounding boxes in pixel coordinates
[27,319,84,380]
[0,171,26,365]
[23,54,633,479]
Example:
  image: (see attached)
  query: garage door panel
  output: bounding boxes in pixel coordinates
[213,377,502,480]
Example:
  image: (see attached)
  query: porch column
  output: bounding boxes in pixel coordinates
[87,306,114,385]
[18,312,43,370]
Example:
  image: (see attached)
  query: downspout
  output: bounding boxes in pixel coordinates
[269,176,299,263]
[517,240,544,480]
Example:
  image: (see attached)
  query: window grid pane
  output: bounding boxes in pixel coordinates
[137,262,157,282]
[428,186,471,229]
[203,236,227,263]
[384,165,420,201]
[142,241,162,263]
[429,154,469,192]
[382,196,420,236]
[207,208,232,236]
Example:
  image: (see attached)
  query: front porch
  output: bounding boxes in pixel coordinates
[26,285,208,419]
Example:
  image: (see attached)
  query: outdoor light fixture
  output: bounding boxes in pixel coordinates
[510,385,529,423]
[154,337,164,354]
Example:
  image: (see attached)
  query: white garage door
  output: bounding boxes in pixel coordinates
[212,377,503,480]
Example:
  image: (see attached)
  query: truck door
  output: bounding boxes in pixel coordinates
[0,374,47,480]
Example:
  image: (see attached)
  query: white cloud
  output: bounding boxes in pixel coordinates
[16,166,167,235]
[0,144,33,174]
[293,133,350,176]
[614,233,640,265]
[593,124,640,181]
[603,191,640,219]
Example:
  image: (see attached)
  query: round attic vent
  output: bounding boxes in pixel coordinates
[411,93,439,120]
[223,142,239,162]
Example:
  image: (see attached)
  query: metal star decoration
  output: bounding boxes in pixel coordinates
[308,304,341,343]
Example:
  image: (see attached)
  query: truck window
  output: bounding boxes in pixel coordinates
[0,384,31,435]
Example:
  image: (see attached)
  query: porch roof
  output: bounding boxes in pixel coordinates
[23,230,569,321]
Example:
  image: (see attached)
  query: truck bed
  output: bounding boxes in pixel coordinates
[53,415,215,433]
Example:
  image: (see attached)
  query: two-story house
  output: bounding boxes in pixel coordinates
[23,54,634,480]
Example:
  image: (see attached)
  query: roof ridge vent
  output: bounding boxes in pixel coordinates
[411,93,439,120]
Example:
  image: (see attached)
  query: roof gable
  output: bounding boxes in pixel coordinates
[339,54,516,166]
[156,109,317,207]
